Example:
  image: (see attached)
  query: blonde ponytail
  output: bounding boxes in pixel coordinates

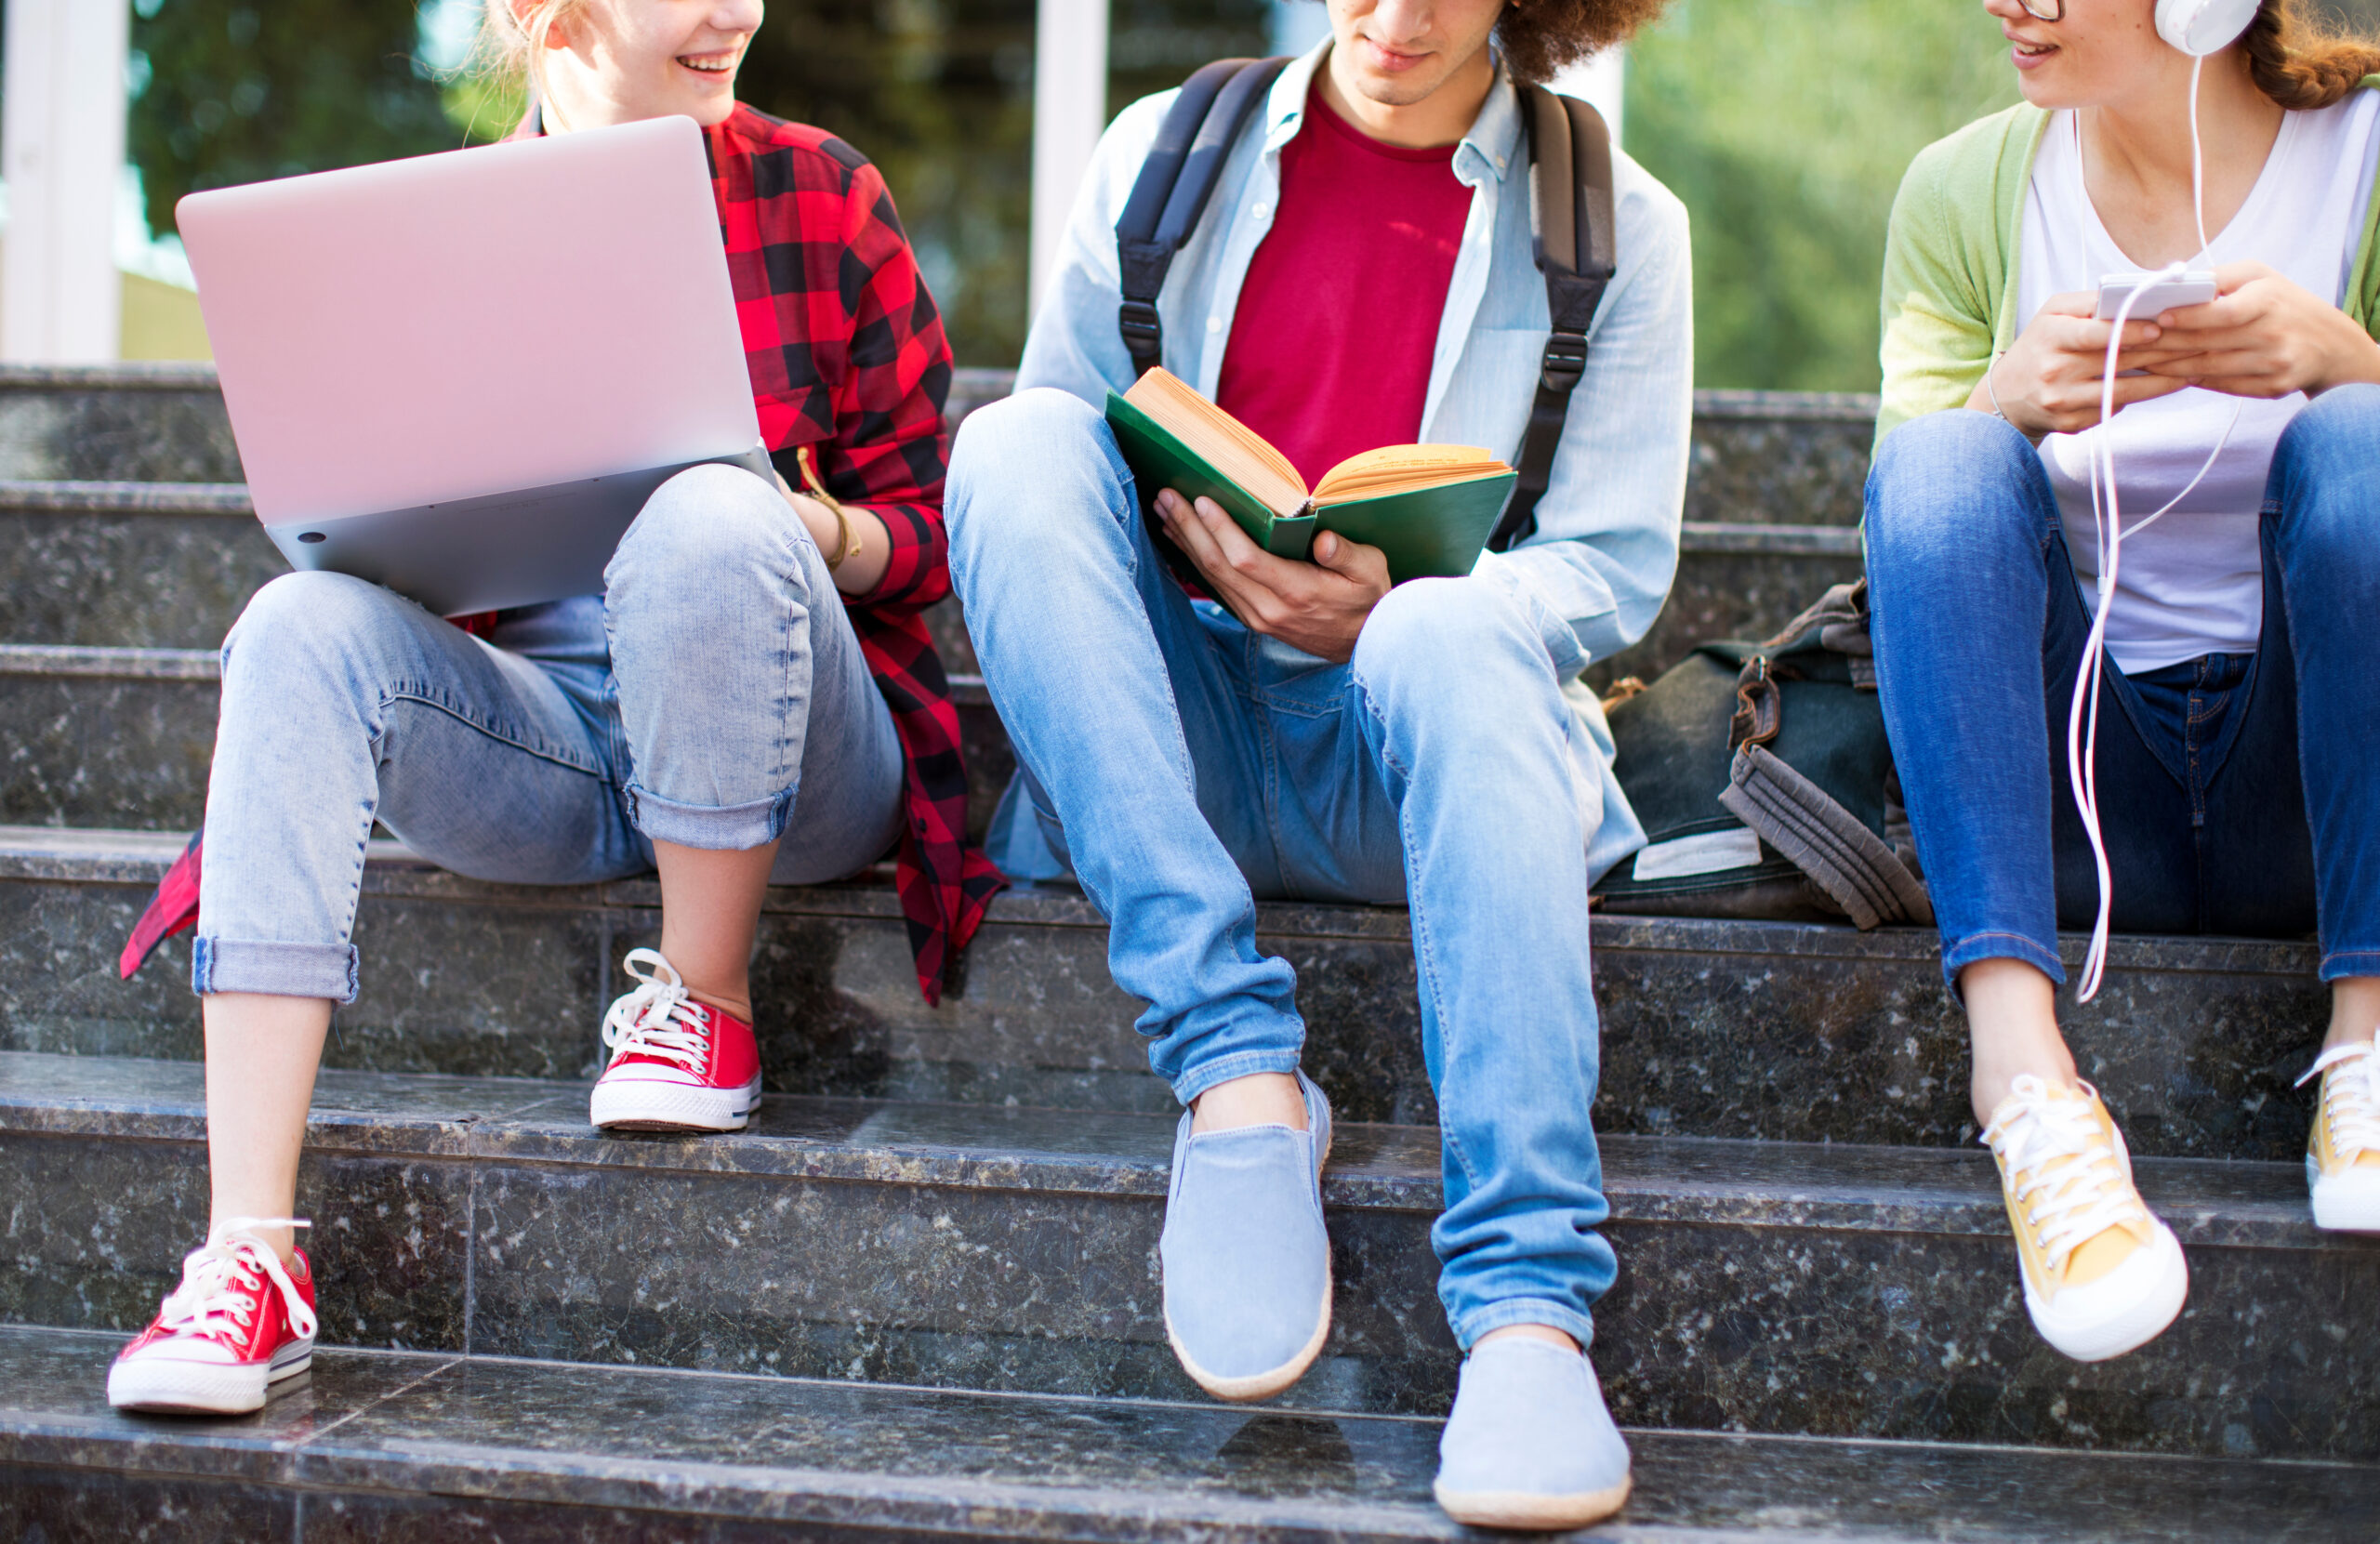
[2242,0,2380,112]
[468,0,586,131]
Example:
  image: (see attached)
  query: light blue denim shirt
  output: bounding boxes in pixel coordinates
[1016,42,1693,880]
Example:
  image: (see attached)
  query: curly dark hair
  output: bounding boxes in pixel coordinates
[1494,0,1677,86]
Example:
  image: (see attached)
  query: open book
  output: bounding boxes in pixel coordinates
[1104,368,1518,584]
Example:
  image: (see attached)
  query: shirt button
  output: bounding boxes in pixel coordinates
[1207,315,1223,334]
[1251,202,1272,220]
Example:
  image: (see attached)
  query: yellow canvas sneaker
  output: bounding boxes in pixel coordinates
[1979,1076,2188,1362]
[2294,1036,2380,1233]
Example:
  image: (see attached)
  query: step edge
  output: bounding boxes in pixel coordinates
[0,1053,2333,1244]
[0,1328,2366,1544]
[0,827,2328,978]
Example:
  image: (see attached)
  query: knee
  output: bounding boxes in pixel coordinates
[946,389,1114,548]
[1355,577,1538,693]
[223,570,410,672]
[615,462,803,587]
[2270,385,2380,545]
[1864,409,2042,573]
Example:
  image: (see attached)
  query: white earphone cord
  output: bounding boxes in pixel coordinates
[2067,51,2243,1002]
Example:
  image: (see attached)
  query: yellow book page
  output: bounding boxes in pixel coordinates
[1312,443,1508,505]
[1123,368,1308,514]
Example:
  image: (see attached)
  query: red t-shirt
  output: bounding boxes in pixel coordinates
[1214,86,1474,489]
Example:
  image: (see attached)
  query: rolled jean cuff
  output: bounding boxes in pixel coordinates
[624,784,791,851]
[1169,1046,1304,1108]
[1939,930,2065,996]
[192,937,360,1003]
[2320,949,2380,983]
[1450,1297,1599,1355]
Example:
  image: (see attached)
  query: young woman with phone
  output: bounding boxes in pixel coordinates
[1864,0,2380,1363]
[105,0,998,1414]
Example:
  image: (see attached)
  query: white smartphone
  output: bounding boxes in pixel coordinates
[2096,271,2218,321]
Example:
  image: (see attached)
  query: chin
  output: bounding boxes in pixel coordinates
[1354,72,1445,110]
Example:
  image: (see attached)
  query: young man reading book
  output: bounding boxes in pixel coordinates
[945,0,1686,1525]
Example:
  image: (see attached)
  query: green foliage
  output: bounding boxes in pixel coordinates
[1624,0,2019,391]
[734,0,1039,368]
[128,0,459,235]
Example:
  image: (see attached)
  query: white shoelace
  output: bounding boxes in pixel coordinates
[601,948,711,1075]
[1980,1077,2147,1277]
[155,1218,319,1345]
[2296,1038,2380,1163]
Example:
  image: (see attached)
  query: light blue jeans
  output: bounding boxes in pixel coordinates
[195,463,906,1001]
[946,389,1617,1352]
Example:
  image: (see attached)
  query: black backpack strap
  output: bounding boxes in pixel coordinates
[1114,56,1292,379]
[1488,85,1618,553]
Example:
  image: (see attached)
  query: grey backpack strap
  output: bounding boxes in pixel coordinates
[1719,745,1935,930]
[1114,57,1291,379]
[1488,86,1617,553]
[1720,639,1930,930]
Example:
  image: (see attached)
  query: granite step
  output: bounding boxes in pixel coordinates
[0,363,1876,525]
[0,483,1858,697]
[3,1326,2370,1544]
[0,825,2331,1159]
[0,1053,2371,1460]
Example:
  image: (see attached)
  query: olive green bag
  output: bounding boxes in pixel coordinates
[1593,581,1933,929]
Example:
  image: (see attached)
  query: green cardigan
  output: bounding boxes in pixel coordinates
[1873,81,2380,446]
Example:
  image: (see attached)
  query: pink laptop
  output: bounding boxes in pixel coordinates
[178,114,770,616]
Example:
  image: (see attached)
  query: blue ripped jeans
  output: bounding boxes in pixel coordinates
[194,463,906,1001]
[1865,389,2380,991]
[945,389,1617,1352]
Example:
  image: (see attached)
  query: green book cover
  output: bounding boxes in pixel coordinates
[1104,390,1517,585]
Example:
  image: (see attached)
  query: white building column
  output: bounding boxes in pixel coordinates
[1552,46,1625,147]
[4,0,130,363]
[1028,0,1111,314]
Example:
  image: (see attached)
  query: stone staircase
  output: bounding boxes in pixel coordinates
[0,362,2368,1538]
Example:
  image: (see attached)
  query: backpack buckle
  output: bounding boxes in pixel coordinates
[1540,332,1588,392]
[1118,299,1163,349]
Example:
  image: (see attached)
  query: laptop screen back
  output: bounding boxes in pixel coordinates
[178,115,760,527]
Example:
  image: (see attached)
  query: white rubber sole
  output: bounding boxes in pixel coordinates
[1168,1273,1334,1405]
[107,1337,312,1416]
[2025,1220,2188,1363]
[2308,1156,2380,1232]
[1434,1474,1633,1531]
[590,1073,762,1132]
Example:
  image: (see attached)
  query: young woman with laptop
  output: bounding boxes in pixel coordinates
[1864,0,2380,1366]
[107,0,998,1414]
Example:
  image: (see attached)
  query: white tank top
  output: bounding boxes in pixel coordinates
[2016,94,2380,674]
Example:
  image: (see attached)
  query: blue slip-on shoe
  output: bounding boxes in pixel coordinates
[1158,1071,1333,1402]
[1434,1337,1633,1529]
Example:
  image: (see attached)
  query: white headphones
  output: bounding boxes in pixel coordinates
[2155,0,2261,57]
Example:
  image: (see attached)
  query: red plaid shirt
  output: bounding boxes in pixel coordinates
[700,104,1002,1003]
[123,104,1001,1005]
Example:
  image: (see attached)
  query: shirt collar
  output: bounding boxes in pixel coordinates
[1261,40,1525,184]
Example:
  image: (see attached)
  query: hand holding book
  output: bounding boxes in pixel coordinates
[1152,486,1389,663]
[1105,369,1519,585]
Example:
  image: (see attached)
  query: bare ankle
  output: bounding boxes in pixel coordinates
[1961,958,2076,1127]
[686,987,755,1026]
[2325,978,2380,1052]
[1190,1071,1306,1134]
[1475,1324,1581,1355]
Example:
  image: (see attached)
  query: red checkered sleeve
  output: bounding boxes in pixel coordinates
[717,109,953,616]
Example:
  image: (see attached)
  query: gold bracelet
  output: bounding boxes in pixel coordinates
[797,444,860,571]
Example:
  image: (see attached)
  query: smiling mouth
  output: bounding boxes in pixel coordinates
[2012,38,2056,59]
[677,52,738,74]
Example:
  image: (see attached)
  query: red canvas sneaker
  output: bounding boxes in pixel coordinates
[590,947,763,1132]
[107,1219,319,1415]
